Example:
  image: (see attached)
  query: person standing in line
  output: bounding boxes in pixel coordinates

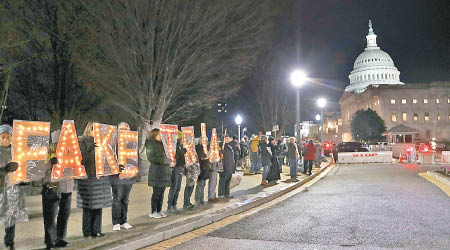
[276,139,284,173]
[314,143,323,168]
[195,140,209,206]
[42,129,72,249]
[167,140,185,213]
[147,128,171,218]
[266,137,281,184]
[287,137,300,181]
[111,122,135,231]
[249,135,261,174]
[303,140,316,175]
[78,122,112,238]
[260,136,272,186]
[183,162,199,210]
[0,125,27,250]
[218,136,234,198]
[228,136,240,171]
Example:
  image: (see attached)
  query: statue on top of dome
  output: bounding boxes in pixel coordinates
[368,20,374,34]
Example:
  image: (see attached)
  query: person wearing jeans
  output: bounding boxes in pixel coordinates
[259,137,272,186]
[287,137,299,180]
[303,140,317,175]
[218,136,234,198]
[208,162,219,201]
[167,142,185,213]
[147,129,172,219]
[195,142,209,206]
[183,163,199,209]
[111,122,135,231]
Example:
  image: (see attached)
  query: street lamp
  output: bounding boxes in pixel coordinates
[290,70,308,145]
[317,97,327,144]
[315,114,321,121]
[235,114,243,141]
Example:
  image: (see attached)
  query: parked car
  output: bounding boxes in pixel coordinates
[337,142,368,152]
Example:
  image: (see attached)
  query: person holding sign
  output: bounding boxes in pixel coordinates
[77,122,112,238]
[167,140,185,213]
[146,129,171,219]
[0,125,27,250]
[111,122,135,231]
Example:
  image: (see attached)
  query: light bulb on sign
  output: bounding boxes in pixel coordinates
[118,128,139,179]
[94,123,120,176]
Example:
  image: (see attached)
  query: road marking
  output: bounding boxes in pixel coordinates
[144,164,335,250]
[419,173,450,197]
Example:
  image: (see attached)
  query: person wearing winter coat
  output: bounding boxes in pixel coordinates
[249,135,261,174]
[266,138,281,184]
[287,137,300,180]
[275,139,284,173]
[303,140,317,175]
[195,141,209,206]
[314,143,323,168]
[218,136,234,198]
[42,129,73,249]
[228,136,240,170]
[111,122,135,231]
[260,137,272,186]
[167,141,185,213]
[146,128,171,218]
[77,122,112,238]
[0,124,27,250]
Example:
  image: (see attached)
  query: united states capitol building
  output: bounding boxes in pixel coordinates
[337,21,450,143]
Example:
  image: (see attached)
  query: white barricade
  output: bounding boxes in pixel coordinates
[338,151,392,164]
[442,151,450,164]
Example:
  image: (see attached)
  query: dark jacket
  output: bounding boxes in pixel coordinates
[228,140,240,164]
[196,144,210,181]
[173,143,186,175]
[287,142,299,159]
[266,143,281,182]
[77,136,112,209]
[146,138,171,188]
[222,143,235,173]
[260,141,272,166]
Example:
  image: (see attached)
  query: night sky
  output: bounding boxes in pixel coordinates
[229,0,449,134]
[288,0,449,104]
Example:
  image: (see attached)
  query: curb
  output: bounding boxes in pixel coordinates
[426,171,450,187]
[100,162,333,250]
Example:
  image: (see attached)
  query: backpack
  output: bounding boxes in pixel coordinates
[240,143,249,157]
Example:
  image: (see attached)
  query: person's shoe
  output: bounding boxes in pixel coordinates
[255,171,262,174]
[183,204,194,209]
[261,180,268,186]
[55,239,69,247]
[158,211,167,218]
[167,207,177,213]
[121,223,133,229]
[225,195,234,198]
[91,233,106,237]
[208,198,218,203]
[46,244,55,250]
[113,224,121,231]
[149,212,162,218]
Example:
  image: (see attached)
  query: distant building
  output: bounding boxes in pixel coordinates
[338,21,450,142]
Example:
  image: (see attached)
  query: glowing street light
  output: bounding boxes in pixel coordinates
[290,70,308,145]
[315,114,321,121]
[235,114,243,141]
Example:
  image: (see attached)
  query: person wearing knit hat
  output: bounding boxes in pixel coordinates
[0,124,27,250]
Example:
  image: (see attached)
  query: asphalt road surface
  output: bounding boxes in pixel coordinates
[170,163,450,250]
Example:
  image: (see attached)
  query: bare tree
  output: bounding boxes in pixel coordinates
[83,0,275,135]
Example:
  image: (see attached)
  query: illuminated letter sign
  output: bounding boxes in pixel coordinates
[93,123,119,176]
[11,120,50,183]
[200,123,209,156]
[160,124,178,167]
[51,120,87,181]
[209,128,221,163]
[118,129,139,179]
[181,126,198,166]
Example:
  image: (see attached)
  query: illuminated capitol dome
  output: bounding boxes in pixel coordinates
[345,20,403,93]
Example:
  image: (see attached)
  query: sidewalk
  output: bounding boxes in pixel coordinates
[5,160,331,250]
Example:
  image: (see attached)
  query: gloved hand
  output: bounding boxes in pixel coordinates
[119,164,125,172]
[5,162,18,172]
[50,157,58,165]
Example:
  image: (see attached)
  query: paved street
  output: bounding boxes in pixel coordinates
[171,163,450,250]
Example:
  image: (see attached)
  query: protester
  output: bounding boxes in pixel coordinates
[239,136,250,170]
[78,122,112,238]
[249,135,261,174]
[146,128,171,218]
[111,122,135,231]
[266,137,281,184]
[183,162,199,209]
[276,139,284,173]
[303,140,316,175]
[332,143,338,163]
[218,136,234,198]
[229,136,240,170]
[167,141,185,213]
[195,140,209,206]
[42,129,72,249]
[314,143,323,168]
[287,137,300,180]
[260,136,272,186]
[0,125,27,250]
